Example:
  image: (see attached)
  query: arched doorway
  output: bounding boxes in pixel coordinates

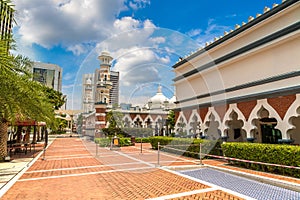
[204,114,221,140]
[259,118,282,144]
[225,111,245,142]
[189,115,200,138]
[254,107,282,144]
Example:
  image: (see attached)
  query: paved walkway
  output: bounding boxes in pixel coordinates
[0,135,299,199]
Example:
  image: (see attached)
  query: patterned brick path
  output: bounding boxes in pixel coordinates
[1,137,246,200]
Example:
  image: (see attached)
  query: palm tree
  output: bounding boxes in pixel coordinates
[0,1,57,159]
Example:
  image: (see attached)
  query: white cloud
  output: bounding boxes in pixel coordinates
[194,19,231,46]
[67,44,88,56]
[113,17,140,32]
[186,29,202,37]
[129,0,150,10]
[13,0,134,51]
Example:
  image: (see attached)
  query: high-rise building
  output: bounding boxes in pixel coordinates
[32,62,63,92]
[82,74,95,113]
[110,71,119,106]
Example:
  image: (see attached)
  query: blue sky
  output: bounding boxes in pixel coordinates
[12,0,282,109]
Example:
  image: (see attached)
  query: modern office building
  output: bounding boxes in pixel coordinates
[172,0,300,144]
[32,62,63,92]
[110,71,119,106]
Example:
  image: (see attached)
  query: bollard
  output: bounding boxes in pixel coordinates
[157,142,160,167]
[199,143,203,165]
[96,143,99,156]
[140,138,143,154]
[42,148,46,161]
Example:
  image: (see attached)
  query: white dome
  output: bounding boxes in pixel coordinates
[148,85,169,109]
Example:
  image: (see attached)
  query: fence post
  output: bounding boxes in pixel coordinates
[96,142,98,156]
[140,138,143,154]
[157,142,160,167]
[199,143,203,165]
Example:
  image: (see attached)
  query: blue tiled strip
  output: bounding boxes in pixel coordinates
[180,168,300,200]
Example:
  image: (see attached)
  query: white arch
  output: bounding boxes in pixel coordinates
[284,94,300,131]
[132,114,143,127]
[221,104,246,136]
[247,99,289,139]
[187,109,202,134]
[200,107,221,138]
[175,111,188,135]
[248,99,282,123]
[122,114,133,127]
[144,115,154,128]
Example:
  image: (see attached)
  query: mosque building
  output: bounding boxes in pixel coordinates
[81,51,176,137]
[172,0,300,144]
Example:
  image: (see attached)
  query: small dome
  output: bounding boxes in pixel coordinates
[101,50,110,56]
[86,78,92,85]
[148,85,169,109]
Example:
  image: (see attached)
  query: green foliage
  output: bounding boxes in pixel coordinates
[123,127,153,138]
[102,127,129,137]
[95,138,111,147]
[135,137,151,143]
[50,130,66,135]
[42,86,66,110]
[119,138,132,146]
[106,110,124,129]
[167,110,175,132]
[222,142,300,178]
[94,137,133,147]
[148,136,221,159]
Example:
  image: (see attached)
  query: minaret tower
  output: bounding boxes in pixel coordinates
[94,51,113,129]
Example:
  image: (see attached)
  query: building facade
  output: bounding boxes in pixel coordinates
[110,71,119,106]
[81,85,175,138]
[81,51,176,137]
[32,62,63,92]
[172,0,300,144]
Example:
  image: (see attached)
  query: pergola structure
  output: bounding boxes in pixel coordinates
[55,110,83,134]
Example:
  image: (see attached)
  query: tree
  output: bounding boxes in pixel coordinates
[42,86,66,110]
[0,1,56,159]
[167,110,176,135]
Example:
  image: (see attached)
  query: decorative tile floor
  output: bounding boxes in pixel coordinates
[181,168,300,200]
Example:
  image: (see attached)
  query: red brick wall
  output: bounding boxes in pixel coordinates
[214,104,229,121]
[237,100,257,121]
[183,109,193,122]
[174,111,180,123]
[129,113,136,120]
[198,107,208,122]
[267,94,296,120]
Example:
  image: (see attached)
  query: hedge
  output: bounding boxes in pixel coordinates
[222,142,300,178]
[95,137,132,147]
[148,136,222,159]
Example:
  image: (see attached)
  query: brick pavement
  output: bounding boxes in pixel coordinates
[1,137,247,200]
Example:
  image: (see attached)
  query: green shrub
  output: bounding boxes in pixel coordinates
[94,138,110,147]
[135,137,151,143]
[119,138,131,146]
[148,136,222,159]
[123,128,153,138]
[222,142,300,178]
[95,137,133,147]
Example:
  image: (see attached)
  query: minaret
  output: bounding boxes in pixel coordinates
[94,51,113,129]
